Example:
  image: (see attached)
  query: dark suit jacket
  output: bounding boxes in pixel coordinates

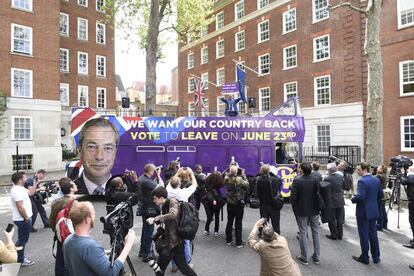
[324,173,345,208]
[75,176,89,195]
[291,175,319,217]
[256,174,282,205]
[351,174,383,219]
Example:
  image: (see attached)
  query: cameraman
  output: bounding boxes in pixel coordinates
[138,164,163,262]
[24,169,49,232]
[105,174,139,206]
[225,165,249,248]
[402,165,414,249]
[63,201,135,275]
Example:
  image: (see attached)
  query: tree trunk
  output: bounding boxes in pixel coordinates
[145,0,162,114]
[365,0,383,165]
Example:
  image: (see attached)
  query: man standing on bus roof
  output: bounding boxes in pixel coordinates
[76,117,119,195]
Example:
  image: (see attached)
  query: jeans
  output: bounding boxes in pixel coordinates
[225,203,244,245]
[297,215,320,261]
[377,200,388,230]
[204,202,221,233]
[409,201,414,240]
[171,240,191,269]
[14,218,32,263]
[260,204,281,234]
[139,215,154,257]
[156,242,197,276]
[328,207,344,239]
[31,196,49,228]
[55,241,67,276]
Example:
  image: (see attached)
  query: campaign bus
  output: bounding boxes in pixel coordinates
[69,97,305,197]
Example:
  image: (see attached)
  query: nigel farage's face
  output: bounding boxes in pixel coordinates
[80,126,117,182]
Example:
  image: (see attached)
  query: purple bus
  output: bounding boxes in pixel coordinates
[70,97,305,197]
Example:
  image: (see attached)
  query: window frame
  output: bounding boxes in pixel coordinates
[77,17,88,41]
[234,0,245,21]
[60,48,69,72]
[96,0,105,12]
[188,77,195,93]
[201,46,208,64]
[187,52,194,69]
[202,99,209,117]
[216,67,225,86]
[11,23,33,55]
[11,68,33,98]
[201,72,209,90]
[257,20,270,43]
[283,44,297,70]
[315,124,331,153]
[78,0,88,7]
[60,83,70,106]
[400,60,414,96]
[284,81,298,102]
[235,30,245,52]
[78,51,89,75]
[217,96,225,116]
[188,102,195,117]
[96,55,106,77]
[96,23,106,44]
[11,115,33,141]
[397,0,414,29]
[401,115,414,151]
[216,11,224,30]
[314,75,331,106]
[258,53,270,75]
[78,85,89,107]
[216,39,225,59]
[282,8,297,34]
[11,0,33,12]
[313,34,330,62]
[259,87,271,113]
[60,13,69,36]
[312,0,330,23]
[96,87,107,109]
[257,0,269,10]
[12,154,33,171]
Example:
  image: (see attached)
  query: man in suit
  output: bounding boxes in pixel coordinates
[291,162,321,265]
[75,117,119,195]
[351,162,383,264]
[324,163,345,240]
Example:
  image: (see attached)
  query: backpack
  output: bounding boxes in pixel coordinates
[343,173,353,191]
[177,201,199,240]
[55,199,75,243]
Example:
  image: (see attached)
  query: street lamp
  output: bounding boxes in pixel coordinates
[15,139,19,173]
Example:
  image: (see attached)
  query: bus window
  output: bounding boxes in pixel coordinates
[276,143,299,164]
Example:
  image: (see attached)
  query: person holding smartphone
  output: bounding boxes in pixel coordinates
[0,225,18,264]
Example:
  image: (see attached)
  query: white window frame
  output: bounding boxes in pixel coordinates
[11,0,32,12]
[11,116,33,141]
[284,81,298,102]
[60,13,69,36]
[258,53,270,75]
[258,20,270,43]
[78,0,88,7]
[314,75,331,106]
[187,52,194,69]
[216,67,225,86]
[201,25,208,38]
[315,124,331,153]
[257,0,269,10]
[96,23,106,44]
[60,48,69,72]
[96,55,106,77]
[216,11,224,30]
[96,0,105,12]
[238,89,248,114]
[77,17,88,41]
[201,72,209,90]
[60,83,70,106]
[202,99,209,117]
[259,87,270,113]
[11,23,32,55]
[283,8,296,34]
[234,0,245,21]
[401,116,414,151]
[217,96,225,116]
[96,87,107,109]
[188,77,195,93]
[11,68,33,98]
[397,0,414,29]
[78,51,89,75]
[312,0,329,23]
[201,46,208,64]
[235,30,245,52]
[283,45,297,70]
[188,102,195,117]
[216,39,224,59]
[78,85,89,107]
[400,60,414,96]
[313,34,330,62]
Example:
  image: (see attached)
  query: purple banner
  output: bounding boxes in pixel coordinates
[221,82,239,94]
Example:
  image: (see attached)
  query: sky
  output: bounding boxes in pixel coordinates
[115,36,178,89]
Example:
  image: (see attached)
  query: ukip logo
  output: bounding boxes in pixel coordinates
[275,166,297,197]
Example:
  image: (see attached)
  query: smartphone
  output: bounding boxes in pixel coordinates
[5,223,14,233]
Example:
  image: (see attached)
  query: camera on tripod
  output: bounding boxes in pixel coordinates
[390,155,413,175]
[36,181,59,204]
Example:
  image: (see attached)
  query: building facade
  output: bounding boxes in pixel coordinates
[0,0,115,175]
[178,0,365,154]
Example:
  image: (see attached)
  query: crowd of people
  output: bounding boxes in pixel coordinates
[2,157,414,275]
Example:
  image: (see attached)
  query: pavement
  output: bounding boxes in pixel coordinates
[0,187,413,276]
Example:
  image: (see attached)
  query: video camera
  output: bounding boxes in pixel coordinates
[101,195,138,236]
[328,155,355,175]
[390,155,413,175]
[36,181,59,204]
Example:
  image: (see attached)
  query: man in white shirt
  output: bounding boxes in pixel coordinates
[165,168,197,272]
[10,171,39,266]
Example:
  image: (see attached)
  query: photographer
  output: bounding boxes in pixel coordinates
[24,169,49,232]
[225,165,249,248]
[105,173,139,206]
[63,201,135,275]
[147,186,197,276]
[402,165,414,249]
[247,218,301,276]
[0,228,18,264]
[138,164,163,262]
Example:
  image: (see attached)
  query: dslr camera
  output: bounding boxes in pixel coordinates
[390,155,413,174]
[36,181,59,204]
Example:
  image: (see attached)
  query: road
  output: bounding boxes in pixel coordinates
[0,185,413,276]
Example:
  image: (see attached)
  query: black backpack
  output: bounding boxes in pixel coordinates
[343,173,353,191]
[177,201,199,240]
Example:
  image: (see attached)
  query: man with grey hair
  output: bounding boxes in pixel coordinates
[248,218,302,276]
[324,163,345,240]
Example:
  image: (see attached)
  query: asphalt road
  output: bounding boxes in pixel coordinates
[0,188,413,276]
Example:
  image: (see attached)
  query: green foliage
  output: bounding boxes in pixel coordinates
[0,91,7,141]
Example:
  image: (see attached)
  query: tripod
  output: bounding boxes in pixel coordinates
[387,173,407,229]
[108,224,137,276]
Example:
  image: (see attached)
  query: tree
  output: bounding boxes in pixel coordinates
[330,0,383,165]
[106,0,214,114]
[0,91,7,141]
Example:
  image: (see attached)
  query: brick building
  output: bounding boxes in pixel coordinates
[0,0,115,175]
[178,0,365,155]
